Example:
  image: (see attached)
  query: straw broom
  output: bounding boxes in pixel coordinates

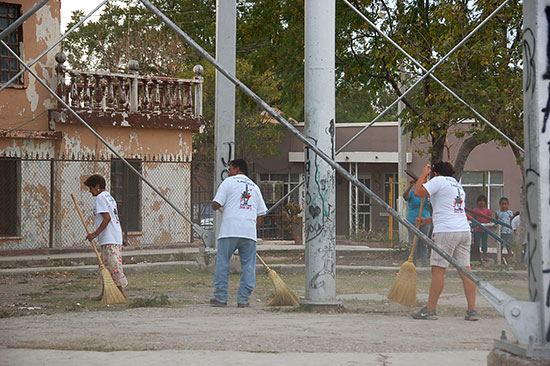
[387,197,426,308]
[256,253,298,306]
[71,194,127,305]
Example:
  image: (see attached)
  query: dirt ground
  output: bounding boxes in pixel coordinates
[0,267,528,356]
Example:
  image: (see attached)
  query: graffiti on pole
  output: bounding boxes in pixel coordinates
[305,139,336,290]
[220,142,233,181]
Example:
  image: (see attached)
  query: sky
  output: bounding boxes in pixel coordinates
[60,0,105,33]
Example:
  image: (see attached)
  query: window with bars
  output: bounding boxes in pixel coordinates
[258,173,302,204]
[111,160,142,232]
[351,176,372,232]
[0,3,23,85]
[460,171,503,211]
[0,158,20,236]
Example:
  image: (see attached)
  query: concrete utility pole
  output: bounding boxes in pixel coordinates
[397,70,408,243]
[490,0,550,360]
[302,0,339,307]
[523,0,550,353]
[213,0,236,246]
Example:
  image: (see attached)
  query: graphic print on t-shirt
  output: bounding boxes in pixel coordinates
[240,183,252,210]
[113,207,120,224]
[453,187,464,213]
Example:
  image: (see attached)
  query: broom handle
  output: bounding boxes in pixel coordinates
[70,194,106,268]
[256,253,272,272]
[407,197,426,262]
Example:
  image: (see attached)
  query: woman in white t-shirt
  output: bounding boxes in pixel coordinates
[411,162,477,321]
[84,174,128,301]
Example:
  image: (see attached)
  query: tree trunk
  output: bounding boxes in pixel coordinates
[510,145,525,181]
[453,136,480,180]
[431,132,446,166]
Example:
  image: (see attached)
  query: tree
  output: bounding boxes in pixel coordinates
[63,0,215,75]
[64,0,524,179]
[336,0,523,176]
[192,59,285,175]
[64,0,285,173]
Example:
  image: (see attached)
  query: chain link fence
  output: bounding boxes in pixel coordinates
[0,155,194,251]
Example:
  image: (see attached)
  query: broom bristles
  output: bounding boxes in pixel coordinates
[387,261,417,308]
[99,266,126,305]
[265,269,298,306]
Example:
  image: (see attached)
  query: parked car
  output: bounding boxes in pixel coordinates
[193,201,213,227]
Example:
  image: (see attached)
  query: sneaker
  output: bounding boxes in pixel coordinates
[411,306,438,320]
[464,310,478,321]
[237,303,249,308]
[209,298,227,307]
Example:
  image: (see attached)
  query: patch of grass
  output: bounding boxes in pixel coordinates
[0,310,14,318]
[128,294,171,308]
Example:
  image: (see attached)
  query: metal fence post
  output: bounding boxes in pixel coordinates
[49,157,54,248]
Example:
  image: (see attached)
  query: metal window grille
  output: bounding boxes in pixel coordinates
[461,171,504,211]
[0,2,22,85]
[111,159,142,233]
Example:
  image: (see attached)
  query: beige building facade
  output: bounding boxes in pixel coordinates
[0,0,204,250]
[254,122,522,240]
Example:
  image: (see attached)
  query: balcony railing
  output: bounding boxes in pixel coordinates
[49,52,204,131]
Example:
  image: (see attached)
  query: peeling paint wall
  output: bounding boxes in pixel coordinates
[55,125,194,161]
[0,0,60,133]
[54,160,110,250]
[138,162,191,244]
[1,1,197,250]
[1,0,61,250]
[0,157,192,250]
[0,159,51,250]
[0,138,57,157]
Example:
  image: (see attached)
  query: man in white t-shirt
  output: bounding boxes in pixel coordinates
[84,174,128,300]
[411,162,477,321]
[210,159,267,307]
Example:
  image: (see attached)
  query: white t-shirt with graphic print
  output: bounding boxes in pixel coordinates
[213,174,268,241]
[423,175,470,233]
[94,191,123,246]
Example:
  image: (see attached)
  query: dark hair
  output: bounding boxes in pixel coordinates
[230,159,248,176]
[432,161,455,177]
[499,196,509,204]
[84,174,106,189]
[476,195,487,203]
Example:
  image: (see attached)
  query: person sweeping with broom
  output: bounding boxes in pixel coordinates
[210,159,267,308]
[411,162,477,321]
[83,174,128,301]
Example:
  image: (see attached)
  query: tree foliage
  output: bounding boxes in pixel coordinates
[336,0,523,173]
[63,0,524,176]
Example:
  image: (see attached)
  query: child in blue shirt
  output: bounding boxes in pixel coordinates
[495,196,514,258]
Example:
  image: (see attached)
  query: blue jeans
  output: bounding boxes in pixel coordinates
[473,231,489,252]
[408,224,432,266]
[213,237,257,304]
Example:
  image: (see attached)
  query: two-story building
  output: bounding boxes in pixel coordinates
[0,0,204,251]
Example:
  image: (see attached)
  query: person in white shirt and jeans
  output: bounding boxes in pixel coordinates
[411,162,477,321]
[84,174,128,301]
[210,159,267,307]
